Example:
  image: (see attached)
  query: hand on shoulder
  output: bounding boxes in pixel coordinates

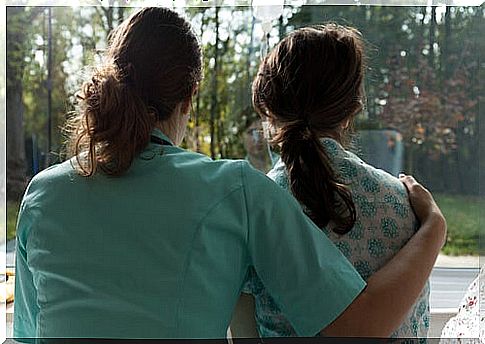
[399,174,447,248]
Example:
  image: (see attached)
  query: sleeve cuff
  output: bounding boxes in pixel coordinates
[288,267,367,337]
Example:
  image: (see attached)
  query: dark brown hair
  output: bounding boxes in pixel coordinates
[67,7,202,176]
[253,24,365,234]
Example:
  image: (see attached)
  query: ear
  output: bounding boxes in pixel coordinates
[180,97,192,117]
[342,118,351,129]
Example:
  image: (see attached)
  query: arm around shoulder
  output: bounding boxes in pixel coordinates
[321,175,446,337]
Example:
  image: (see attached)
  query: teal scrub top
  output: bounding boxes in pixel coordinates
[14,129,366,340]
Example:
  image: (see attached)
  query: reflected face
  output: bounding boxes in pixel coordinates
[244,120,266,156]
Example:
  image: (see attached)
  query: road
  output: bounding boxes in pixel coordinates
[430,267,480,310]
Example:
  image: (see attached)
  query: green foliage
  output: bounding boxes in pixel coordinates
[13,5,482,168]
[7,201,20,241]
[22,8,77,162]
[7,7,32,87]
[181,7,257,159]
[435,194,481,256]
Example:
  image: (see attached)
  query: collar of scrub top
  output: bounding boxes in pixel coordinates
[150,128,174,146]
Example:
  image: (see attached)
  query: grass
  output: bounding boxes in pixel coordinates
[434,194,482,256]
[7,201,20,241]
[4,195,482,256]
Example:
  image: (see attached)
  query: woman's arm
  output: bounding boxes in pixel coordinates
[229,293,259,338]
[322,175,446,337]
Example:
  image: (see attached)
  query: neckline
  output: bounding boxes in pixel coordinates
[151,128,174,146]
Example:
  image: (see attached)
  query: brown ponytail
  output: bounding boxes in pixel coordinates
[274,123,356,233]
[253,24,364,234]
[68,64,156,176]
[66,8,202,176]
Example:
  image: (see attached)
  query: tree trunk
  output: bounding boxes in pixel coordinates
[217,121,224,159]
[209,6,220,159]
[6,84,27,202]
[278,14,284,41]
[6,7,29,201]
[100,1,115,38]
[195,11,206,153]
[117,3,125,24]
[429,6,437,68]
[247,9,255,82]
[442,6,451,78]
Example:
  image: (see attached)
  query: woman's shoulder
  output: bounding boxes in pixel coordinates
[326,141,407,198]
[319,140,415,230]
[354,159,408,198]
[19,160,78,209]
[169,150,282,196]
[27,160,77,188]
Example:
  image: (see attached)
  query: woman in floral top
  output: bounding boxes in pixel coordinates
[440,266,484,341]
[243,24,430,338]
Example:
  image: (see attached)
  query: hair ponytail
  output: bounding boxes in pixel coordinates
[275,124,356,234]
[65,8,202,177]
[68,64,156,177]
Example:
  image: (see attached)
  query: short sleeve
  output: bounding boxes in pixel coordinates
[14,202,40,342]
[241,163,366,336]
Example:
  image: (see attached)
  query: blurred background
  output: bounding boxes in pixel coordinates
[6,2,483,257]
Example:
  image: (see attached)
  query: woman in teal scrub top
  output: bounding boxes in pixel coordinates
[14,7,446,340]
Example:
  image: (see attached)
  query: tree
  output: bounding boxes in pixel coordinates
[95,0,127,38]
[6,7,43,201]
[209,6,220,159]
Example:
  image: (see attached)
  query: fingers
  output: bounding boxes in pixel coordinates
[399,174,446,247]
[399,174,415,194]
[399,173,440,219]
[399,174,428,195]
[399,173,417,186]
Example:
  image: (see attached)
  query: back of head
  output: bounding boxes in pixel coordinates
[253,24,364,137]
[68,7,202,176]
[252,24,365,233]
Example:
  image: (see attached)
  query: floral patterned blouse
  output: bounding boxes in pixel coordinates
[243,137,430,338]
[440,266,484,342]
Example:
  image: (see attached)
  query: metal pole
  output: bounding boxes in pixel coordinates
[46,7,52,167]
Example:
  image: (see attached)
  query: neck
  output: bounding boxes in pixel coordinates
[155,116,186,146]
[154,102,188,146]
[155,122,177,144]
